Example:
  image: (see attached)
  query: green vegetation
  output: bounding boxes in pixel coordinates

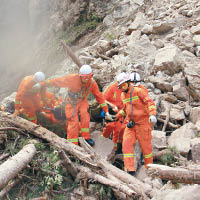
[0,129,75,199]
[88,183,114,200]
[159,147,181,167]
[59,11,103,46]
[36,112,66,138]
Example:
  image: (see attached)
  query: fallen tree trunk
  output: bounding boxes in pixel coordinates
[0,112,151,199]
[61,40,82,68]
[77,165,136,198]
[147,164,200,184]
[79,137,149,199]
[60,150,136,199]
[59,150,78,179]
[0,144,36,188]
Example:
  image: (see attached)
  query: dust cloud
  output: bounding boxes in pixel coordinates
[0,0,50,100]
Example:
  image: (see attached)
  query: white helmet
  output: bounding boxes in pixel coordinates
[79,64,92,76]
[129,72,141,82]
[116,72,130,87]
[33,72,45,83]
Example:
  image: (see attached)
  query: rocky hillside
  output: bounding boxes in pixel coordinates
[1,0,200,199]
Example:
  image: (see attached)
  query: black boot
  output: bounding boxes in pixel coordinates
[86,139,95,146]
[115,142,122,154]
[140,154,144,165]
[128,171,136,176]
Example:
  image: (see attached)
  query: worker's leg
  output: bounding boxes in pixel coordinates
[112,121,122,150]
[102,122,115,138]
[79,100,90,139]
[122,126,136,172]
[136,124,153,168]
[65,103,79,145]
[22,98,38,124]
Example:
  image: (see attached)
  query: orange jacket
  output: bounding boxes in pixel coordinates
[117,84,156,124]
[15,76,41,110]
[103,82,123,109]
[42,74,108,113]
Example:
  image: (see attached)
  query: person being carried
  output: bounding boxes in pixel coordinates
[13,72,46,124]
[102,75,126,151]
[34,65,112,146]
[116,72,157,176]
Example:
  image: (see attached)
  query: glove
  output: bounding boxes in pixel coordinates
[149,115,157,124]
[100,110,106,118]
[105,112,115,121]
[32,83,41,91]
[112,106,118,112]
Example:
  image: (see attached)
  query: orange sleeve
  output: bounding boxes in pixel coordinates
[116,92,126,119]
[138,87,156,116]
[40,74,81,93]
[44,76,71,88]
[90,81,108,113]
[103,84,114,101]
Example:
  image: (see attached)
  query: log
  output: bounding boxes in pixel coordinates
[147,164,200,184]
[79,137,149,199]
[76,165,136,199]
[0,144,36,188]
[61,40,82,68]
[31,197,47,200]
[0,153,10,161]
[59,150,78,179]
[157,118,181,129]
[162,105,171,132]
[97,52,110,60]
[0,112,151,199]
[2,112,97,168]
[0,127,21,132]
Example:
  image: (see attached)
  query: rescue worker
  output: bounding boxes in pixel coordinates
[34,65,111,146]
[116,72,157,175]
[13,72,46,124]
[102,79,125,151]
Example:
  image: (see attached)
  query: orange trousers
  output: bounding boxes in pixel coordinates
[65,100,90,145]
[21,96,41,124]
[102,120,125,150]
[122,123,153,172]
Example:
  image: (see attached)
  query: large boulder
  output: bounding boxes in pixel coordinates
[189,107,200,124]
[153,45,182,75]
[152,185,200,200]
[90,131,115,161]
[168,122,197,154]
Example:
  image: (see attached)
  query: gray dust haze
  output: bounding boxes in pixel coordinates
[0,0,50,100]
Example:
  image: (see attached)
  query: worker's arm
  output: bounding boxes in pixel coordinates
[90,81,108,113]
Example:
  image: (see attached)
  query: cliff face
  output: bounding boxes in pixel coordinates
[0,0,113,100]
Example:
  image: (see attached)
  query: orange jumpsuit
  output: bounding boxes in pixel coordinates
[42,74,108,145]
[15,76,42,124]
[102,82,125,149]
[117,84,156,172]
